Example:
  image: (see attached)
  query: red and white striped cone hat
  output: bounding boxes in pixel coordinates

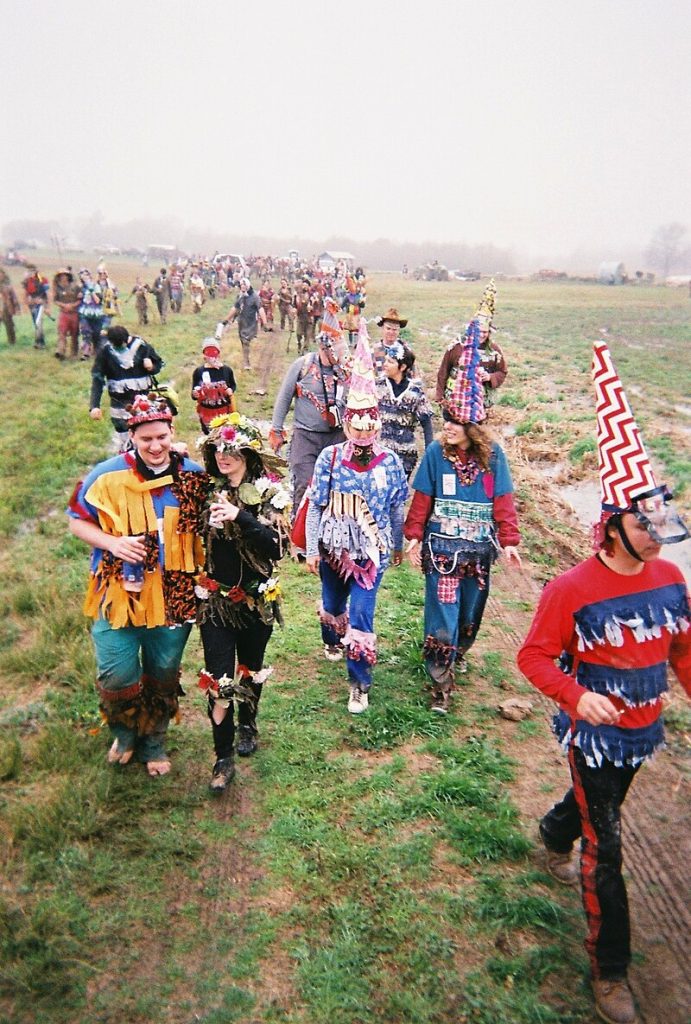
[592,340,689,546]
[593,339,657,516]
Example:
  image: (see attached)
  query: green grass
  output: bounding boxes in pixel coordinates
[0,269,687,1022]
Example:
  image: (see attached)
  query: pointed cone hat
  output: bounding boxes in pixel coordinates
[473,277,496,327]
[344,317,380,431]
[592,339,657,515]
[318,296,342,348]
[444,319,486,424]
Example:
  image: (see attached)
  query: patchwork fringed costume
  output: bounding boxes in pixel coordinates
[307,440,408,689]
[517,339,691,987]
[306,319,408,695]
[405,440,519,693]
[68,449,205,762]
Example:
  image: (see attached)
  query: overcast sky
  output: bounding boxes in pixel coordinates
[2,0,689,262]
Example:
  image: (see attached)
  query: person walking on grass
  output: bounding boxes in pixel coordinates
[89,325,164,451]
[436,278,507,412]
[0,269,21,347]
[404,319,521,713]
[193,414,291,791]
[218,277,266,370]
[191,337,237,434]
[517,340,690,1024]
[376,339,435,479]
[68,392,205,778]
[22,264,51,349]
[269,298,350,519]
[305,320,407,714]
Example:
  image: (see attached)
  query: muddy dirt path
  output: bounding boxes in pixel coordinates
[482,571,691,1024]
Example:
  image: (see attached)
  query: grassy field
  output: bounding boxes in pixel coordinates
[0,262,689,1024]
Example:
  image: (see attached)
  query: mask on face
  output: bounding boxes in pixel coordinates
[631,486,690,545]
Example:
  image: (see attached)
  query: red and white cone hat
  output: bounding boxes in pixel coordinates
[592,339,657,517]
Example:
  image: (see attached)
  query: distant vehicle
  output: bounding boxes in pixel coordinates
[3,249,28,266]
[94,244,121,255]
[413,262,449,282]
[450,269,481,281]
[212,253,247,270]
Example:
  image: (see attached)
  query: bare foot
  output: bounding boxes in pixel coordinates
[107,740,134,766]
[146,759,171,777]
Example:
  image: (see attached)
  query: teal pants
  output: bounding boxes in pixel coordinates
[92,618,192,761]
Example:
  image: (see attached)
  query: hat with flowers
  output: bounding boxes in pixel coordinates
[198,412,287,474]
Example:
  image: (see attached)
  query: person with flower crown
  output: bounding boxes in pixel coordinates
[194,412,292,791]
[436,279,507,411]
[305,319,408,714]
[68,392,206,778]
[404,319,521,713]
[517,340,690,1024]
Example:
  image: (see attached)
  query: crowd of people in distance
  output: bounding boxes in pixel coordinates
[1,249,687,1024]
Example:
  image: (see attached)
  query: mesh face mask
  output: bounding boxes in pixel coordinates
[631,486,690,545]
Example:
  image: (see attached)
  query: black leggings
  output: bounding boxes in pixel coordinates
[200,618,273,758]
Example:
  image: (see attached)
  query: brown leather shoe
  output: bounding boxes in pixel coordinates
[544,847,579,885]
[538,824,580,885]
[592,978,638,1024]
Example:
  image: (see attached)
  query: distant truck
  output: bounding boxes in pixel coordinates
[413,262,449,281]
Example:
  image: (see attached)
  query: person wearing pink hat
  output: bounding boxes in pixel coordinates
[517,340,690,1024]
[304,319,408,714]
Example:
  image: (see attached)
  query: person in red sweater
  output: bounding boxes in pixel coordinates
[517,339,690,1024]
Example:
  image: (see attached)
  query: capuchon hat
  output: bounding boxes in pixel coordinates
[592,339,688,545]
[473,278,496,329]
[317,297,343,349]
[344,318,380,432]
[202,337,221,353]
[443,319,486,425]
[376,307,408,328]
[127,391,175,428]
[198,412,287,475]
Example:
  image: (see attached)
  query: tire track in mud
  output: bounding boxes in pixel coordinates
[483,572,691,1024]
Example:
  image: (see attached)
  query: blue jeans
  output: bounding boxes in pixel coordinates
[92,618,191,761]
[423,567,490,689]
[319,560,384,691]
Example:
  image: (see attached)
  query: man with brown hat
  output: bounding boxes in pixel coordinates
[374,308,408,373]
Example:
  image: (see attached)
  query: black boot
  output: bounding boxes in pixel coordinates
[236,678,262,756]
[209,756,235,792]
[236,725,257,757]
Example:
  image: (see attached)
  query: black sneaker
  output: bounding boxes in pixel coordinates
[209,757,235,792]
[236,727,258,757]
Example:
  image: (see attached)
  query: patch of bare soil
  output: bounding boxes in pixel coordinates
[478,553,691,1024]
